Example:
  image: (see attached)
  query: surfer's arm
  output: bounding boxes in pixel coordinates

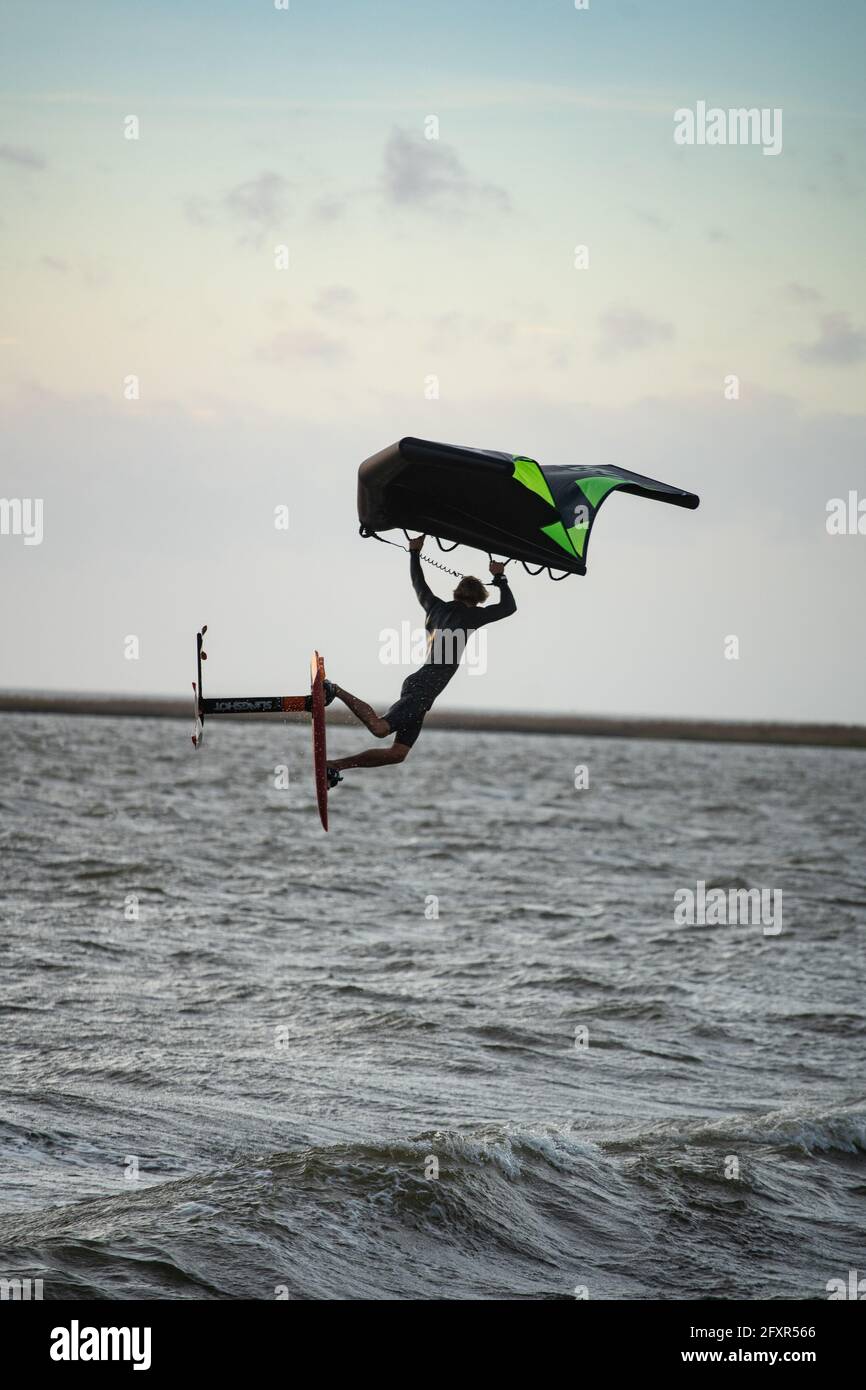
[474,573,516,625]
[410,549,437,615]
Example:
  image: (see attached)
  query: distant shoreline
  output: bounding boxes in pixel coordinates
[1,691,864,750]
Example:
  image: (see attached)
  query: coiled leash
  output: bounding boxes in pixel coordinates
[359,526,497,579]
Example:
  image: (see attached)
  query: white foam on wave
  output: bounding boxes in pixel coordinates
[421,1122,598,1179]
[645,1102,866,1156]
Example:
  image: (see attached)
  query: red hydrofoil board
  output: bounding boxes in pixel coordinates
[310,651,328,831]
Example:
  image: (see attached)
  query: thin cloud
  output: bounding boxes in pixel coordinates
[310,194,347,223]
[783,282,821,304]
[0,144,46,169]
[184,172,292,242]
[632,207,670,231]
[597,307,674,359]
[224,171,291,229]
[313,285,360,320]
[39,254,109,287]
[183,195,214,228]
[797,312,866,365]
[382,128,510,213]
[256,328,348,364]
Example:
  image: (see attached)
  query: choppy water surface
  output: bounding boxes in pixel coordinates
[0,712,864,1299]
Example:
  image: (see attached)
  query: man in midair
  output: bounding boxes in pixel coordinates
[326,536,516,781]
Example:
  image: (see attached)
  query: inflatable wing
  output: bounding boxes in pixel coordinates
[358,437,699,577]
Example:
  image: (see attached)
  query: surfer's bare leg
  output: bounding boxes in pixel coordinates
[332,684,390,738]
[328,741,409,771]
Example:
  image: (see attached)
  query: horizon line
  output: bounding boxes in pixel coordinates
[1,691,864,750]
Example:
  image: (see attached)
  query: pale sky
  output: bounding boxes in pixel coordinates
[1,0,865,722]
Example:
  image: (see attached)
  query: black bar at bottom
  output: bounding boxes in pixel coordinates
[7,1299,860,1374]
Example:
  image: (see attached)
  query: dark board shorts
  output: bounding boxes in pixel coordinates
[383,691,431,749]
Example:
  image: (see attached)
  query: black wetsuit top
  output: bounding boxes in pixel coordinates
[383,553,517,747]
